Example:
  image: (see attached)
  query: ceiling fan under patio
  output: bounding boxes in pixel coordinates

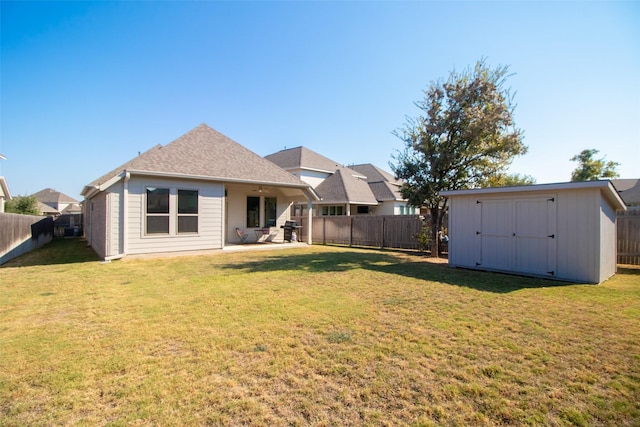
[252,185,271,193]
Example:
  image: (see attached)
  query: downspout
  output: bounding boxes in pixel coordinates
[307,197,313,244]
[103,171,130,262]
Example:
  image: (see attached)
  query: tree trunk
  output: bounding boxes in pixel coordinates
[430,206,440,258]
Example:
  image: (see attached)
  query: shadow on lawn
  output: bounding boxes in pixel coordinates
[1,238,100,267]
[220,249,585,294]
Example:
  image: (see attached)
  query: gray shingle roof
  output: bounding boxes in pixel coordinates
[265,146,345,173]
[314,168,378,205]
[348,163,400,185]
[32,188,79,205]
[84,124,309,194]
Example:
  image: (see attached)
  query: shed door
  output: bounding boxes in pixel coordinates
[514,198,557,276]
[479,196,557,277]
[479,200,514,271]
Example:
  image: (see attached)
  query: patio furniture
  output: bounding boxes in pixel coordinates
[235,228,249,243]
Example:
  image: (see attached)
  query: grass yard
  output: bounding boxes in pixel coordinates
[1,239,639,426]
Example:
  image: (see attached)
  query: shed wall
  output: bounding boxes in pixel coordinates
[447,187,617,284]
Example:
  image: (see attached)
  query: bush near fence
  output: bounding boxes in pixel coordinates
[0,213,53,265]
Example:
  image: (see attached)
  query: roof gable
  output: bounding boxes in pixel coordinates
[83,124,308,196]
[349,163,400,185]
[32,188,79,204]
[266,146,345,174]
[315,168,378,205]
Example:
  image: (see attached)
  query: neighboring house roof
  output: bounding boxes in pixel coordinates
[612,179,640,206]
[32,188,79,207]
[0,176,11,200]
[265,146,345,174]
[349,163,404,202]
[61,203,83,214]
[314,168,378,205]
[348,163,401,185]
[82,124,314,198]
[38,201,59,216]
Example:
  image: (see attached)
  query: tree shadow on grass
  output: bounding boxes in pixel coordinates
[1,237,100,267]
[219,248,582,294]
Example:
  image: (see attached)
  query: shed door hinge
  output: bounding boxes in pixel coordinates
[548,197,555,202]
[547,271,555,276]
[476,231,481,235]
[548,234,555,239]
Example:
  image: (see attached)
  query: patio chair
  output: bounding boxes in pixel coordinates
[235,227,249,243]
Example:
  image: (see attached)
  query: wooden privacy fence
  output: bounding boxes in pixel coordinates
[618,210,640,265]
[0,213,54,265]
[292,215,425,250]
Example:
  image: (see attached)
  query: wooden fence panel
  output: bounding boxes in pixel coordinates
[294,215,424,250]
[618,210,640,265]
[0,213,53,265]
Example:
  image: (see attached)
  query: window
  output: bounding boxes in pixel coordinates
[292,204,308,216]
[247,196,260,228]
[178,190,198,233]
[321,205,344,216]
[357,206,370,214]
[146,188,170,234]
[264,197,277,227]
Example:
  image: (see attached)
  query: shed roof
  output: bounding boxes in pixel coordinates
[314,168,378,205]
[441,180,627,211]
[82,124,313,197]
[612,179,640,206]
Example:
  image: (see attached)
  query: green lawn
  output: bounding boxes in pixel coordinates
[1,239,639,426]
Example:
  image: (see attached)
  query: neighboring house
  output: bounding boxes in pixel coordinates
[442,180,626,284]
[81,124,318,260]
[54,203,83,237]
[0,176,11,213]
[612,179,640,211]
[32,188,80,216]
[348,163,417,215]
[265,147,413,216]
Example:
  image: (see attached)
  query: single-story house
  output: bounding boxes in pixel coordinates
[81,124,318,260]
[441,180,626,284]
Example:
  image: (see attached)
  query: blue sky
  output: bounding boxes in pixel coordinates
[1,1,638,200]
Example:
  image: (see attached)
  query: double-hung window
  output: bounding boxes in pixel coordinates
[146,188,170,234]
[146,187,199,235]
[178,190,198,233]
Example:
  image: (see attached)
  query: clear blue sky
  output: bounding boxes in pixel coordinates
[1,1,638,200]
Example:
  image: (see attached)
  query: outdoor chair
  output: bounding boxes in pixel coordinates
[235,227,249,243]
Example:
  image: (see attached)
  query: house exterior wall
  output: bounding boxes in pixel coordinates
[298,170,331,189]
[446,185,619,284]
[225,183,294,243]
[86,191,108,259]
[125,176,224,256]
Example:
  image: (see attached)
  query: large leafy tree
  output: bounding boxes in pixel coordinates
[391,60,527,257]
[570,149,620,181]
[5,195,41,215]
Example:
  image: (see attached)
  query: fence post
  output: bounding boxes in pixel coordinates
[380,216,385,249]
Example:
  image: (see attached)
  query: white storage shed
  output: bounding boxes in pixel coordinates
[441,181,626,284]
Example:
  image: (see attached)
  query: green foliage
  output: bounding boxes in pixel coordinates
[5,195,40,215]
[570,148,620,181]
[486,173,536,188]
[391,59,527,256]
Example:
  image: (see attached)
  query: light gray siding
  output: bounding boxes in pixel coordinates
[125,177,224,255]
[443,182,623,284]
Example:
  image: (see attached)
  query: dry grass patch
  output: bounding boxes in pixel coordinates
[1,239,639,425]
